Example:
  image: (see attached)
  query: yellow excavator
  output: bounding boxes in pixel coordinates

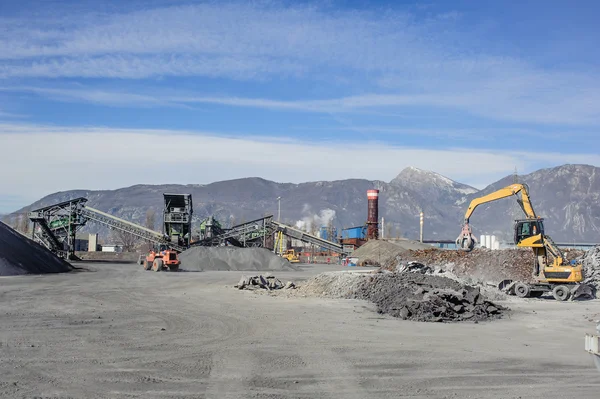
[456,183,594,301]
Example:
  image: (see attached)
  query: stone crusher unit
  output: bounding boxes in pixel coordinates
[163,193,193,248]
[142,193,193,272]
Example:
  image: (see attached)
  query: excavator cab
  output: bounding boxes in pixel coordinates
[514,219,544,245]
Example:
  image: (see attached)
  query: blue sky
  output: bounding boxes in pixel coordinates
[1,0,599,212]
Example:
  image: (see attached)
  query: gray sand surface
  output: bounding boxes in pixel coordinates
[0,263,598,398]
[179,246,298,271]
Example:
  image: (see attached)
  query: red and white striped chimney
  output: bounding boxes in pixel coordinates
[367,189,379,240]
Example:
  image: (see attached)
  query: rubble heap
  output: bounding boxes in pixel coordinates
[350,239,430,267]
[581,246,600,298]
[351,272,506,322]
[384,248,538,283]
[291,269,507,323]
[235,274,295,291]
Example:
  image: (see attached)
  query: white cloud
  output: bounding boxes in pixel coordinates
[1,123,599,211]
[1,3,599,125]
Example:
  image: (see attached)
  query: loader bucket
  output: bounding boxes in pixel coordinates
[571,284,596,300]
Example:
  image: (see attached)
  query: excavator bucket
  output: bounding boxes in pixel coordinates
[571,284,596,300]
[456,224,476,251]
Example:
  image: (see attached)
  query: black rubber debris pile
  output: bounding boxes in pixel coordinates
[350,272,506,322]
[179,247,299,271]
[0,222,73,276]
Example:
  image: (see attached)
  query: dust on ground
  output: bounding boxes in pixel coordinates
[1,263,599,398]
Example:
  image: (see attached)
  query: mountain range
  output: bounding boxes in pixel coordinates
[6,164,600,244]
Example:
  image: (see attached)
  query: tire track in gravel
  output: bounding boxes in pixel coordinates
[70,267,258,396]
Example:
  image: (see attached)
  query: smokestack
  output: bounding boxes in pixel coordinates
[367,189,379,240]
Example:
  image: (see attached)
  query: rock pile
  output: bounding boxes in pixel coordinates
[351,273,506,322]
[0,221,72,276]
[294,271,366,298]
[288,269,506,322]
[235,274,295,291]
[581,246,600,298]
[350,239,430,267]
[385,248,538,283]
[179,247,298,272]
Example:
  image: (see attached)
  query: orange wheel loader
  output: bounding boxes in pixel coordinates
[143,245,180,272]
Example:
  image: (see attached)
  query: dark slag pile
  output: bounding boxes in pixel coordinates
[0,222,72,276]
[179,247,298,271]
[350,272,506,322]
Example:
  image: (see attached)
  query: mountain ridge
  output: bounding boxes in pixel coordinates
[5,164,600,243]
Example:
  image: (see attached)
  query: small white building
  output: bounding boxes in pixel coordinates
[101,244,123,253]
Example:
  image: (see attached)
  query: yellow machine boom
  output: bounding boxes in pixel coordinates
[462,183,537,222]
[455,183,593,300]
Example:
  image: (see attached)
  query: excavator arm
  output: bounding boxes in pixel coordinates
[462,183,537,223]
[459,184,568,267]
[457,183,593,299]
[456,183,536,251]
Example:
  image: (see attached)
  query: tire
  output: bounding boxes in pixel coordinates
[514,282,531,298]
[143,260,151,271]
[552,285,570,301]
[153,258,163,272]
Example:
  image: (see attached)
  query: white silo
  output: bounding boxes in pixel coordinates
[480,235,486,248]
[490,235,497,250]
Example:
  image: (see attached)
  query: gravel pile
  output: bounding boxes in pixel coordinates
[179,247,298,271]
[350,239,430,267]
[580,246,600,298]
[351,273,506,322]
[0,221,72,276]
[291,269,506,322]
[385,248,538,283]
[295,271,366,298]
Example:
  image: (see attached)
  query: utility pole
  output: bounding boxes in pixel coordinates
[419,211,424,243]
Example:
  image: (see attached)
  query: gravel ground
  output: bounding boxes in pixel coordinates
[1,263,599,398]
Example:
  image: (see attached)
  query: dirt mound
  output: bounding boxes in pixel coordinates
[291,270,506,322]
[351,239,430,267]
[384,248,539,283]
[0,221,72,276]
[351,273,506,322]
[580,246,600,298]
[179,247,298,271]
[295,271,366,298]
